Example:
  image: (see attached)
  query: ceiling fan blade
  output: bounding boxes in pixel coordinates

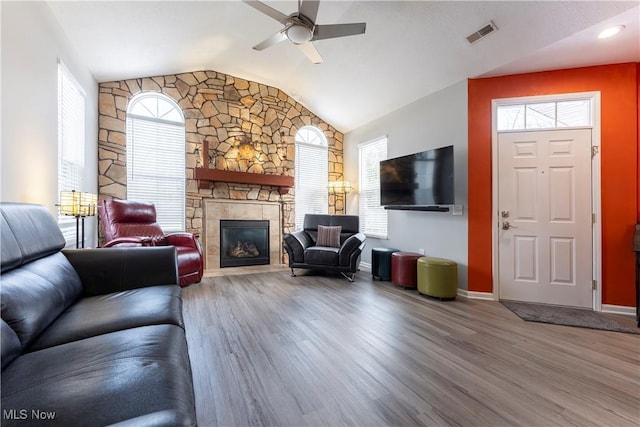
[313,23,366,41]
[253,30,288,51]
[299,0,320,23]
[297,42,323,64]
[243,0,289,25]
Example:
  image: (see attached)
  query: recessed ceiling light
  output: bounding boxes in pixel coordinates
[598,25,625,39]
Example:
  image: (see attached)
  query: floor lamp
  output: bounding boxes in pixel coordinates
[328,181,353,214]
[59,190,97,248]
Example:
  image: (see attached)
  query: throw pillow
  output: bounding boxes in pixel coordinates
[316,225,342,248]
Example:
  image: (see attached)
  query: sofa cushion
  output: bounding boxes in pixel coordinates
[29,285,183,351]
[0,215,22,273]
[1,253,82,351]
[305,246,339,266]
[0,203,66,273]
[1,319,21,369]
[316,225,342,248]
[1,324,196,427]
[329,215,360,234]
[303,214,332,231]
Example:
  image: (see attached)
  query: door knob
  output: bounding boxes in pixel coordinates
[502,221,517,230]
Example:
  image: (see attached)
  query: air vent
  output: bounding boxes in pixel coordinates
[466,21,498,44]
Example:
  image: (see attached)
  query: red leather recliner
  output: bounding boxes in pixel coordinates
[99,199,203,287]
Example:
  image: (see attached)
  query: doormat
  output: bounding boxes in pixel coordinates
[501,301,639,334]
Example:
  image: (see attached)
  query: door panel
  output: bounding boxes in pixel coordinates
[514,236,537,281]
[549,237,574,284]
[549,167,574,221]
[515,167,537,219]
[498,129,592,308]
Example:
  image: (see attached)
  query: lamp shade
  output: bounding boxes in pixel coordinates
[328,181,353,194]
[59,190,97,217]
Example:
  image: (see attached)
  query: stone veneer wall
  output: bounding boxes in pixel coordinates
[97,70,345,250]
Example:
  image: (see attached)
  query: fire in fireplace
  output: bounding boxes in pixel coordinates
[220,220,270,268]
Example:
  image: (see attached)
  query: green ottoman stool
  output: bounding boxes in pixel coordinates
[372,247,400,281]
[417,257,457,300]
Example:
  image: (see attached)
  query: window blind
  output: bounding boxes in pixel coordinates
[57,61,86,247]
[359,136,388,238]
[295,138,328,230]
[126,101,186,232]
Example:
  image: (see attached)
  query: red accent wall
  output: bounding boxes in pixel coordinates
[637,63,640,222]
[468,63,639,307]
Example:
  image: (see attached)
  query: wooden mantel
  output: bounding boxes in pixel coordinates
[195,168,294,194]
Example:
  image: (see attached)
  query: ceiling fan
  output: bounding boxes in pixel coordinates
[243,0,366,64]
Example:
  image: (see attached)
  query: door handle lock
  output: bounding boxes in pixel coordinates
[502,221,517,230]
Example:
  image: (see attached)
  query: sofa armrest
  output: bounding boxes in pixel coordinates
[165,232,200,249]
[283,231,313,264]
[338,233,366,266]
[103,236,153,247]
[63,247,179,296]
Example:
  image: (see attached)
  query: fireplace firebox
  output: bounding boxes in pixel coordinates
[220,220,270,268]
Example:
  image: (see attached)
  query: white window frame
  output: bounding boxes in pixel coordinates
[294,126,329,230]
[57,60,86,247]
[358,136,388,239]
[126,93,186,232]
[496,99,592,131]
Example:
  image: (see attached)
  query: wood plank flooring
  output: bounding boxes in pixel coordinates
[182,270,640,427]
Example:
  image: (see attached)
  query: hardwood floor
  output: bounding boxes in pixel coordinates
[182,270,640,427]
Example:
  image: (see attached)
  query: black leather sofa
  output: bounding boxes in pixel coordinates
[283,214,366,281]
[1,203,197,426]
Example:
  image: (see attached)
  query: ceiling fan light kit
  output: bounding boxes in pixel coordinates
[287,24,314,44]
[244,0,366,64]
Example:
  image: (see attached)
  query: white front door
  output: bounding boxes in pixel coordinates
[498,129,593,308]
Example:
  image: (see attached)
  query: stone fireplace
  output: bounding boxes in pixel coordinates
[204,199,282,271]
[96,70,346,253]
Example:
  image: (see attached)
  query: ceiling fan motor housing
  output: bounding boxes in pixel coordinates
[245,0,366,63]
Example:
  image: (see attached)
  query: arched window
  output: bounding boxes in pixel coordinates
[295,126,328,230]
[126,93,186,231]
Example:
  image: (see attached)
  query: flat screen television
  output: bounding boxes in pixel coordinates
[379,145,454,207]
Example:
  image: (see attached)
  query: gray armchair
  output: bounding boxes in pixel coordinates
[283,214,366,281]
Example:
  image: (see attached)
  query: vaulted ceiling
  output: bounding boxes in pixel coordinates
[47,1,639,133]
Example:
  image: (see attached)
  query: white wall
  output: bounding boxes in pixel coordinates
[1,1,99,247]
[343,80,469,289]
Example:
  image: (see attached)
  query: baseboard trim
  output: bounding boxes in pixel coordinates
[457,289,497,301]
[601,304,636,316]
[359,262,372,272]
